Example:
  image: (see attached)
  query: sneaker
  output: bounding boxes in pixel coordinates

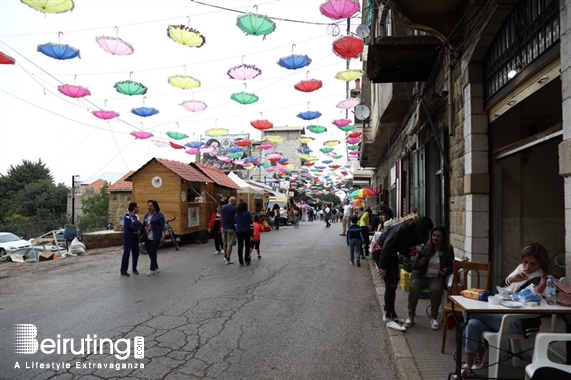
[387,321,406,332]
[454,365,474,378]
[147,270,156,276]
[394,317,406,324]
[120,272,130,277]
[403,317,415,328]
[239,263,244,267]
[356,259,360,267]
[382,315,388,322]
[246,261,251,266]
[350,261,354,265]
[258,255,261,259]
[215,250,221,255]
[132,270,139,275]
[225,260,234,265]
[430,319,440,330]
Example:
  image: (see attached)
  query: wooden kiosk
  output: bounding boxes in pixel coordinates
[128,158,241,242]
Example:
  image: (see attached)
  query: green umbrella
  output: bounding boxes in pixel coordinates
[166,131,188,140]
[320,147,334,153]
[114,80,147,96]
[231,91,259,105]
[228,152,243,159]
[237,13,276,37]
[333,155,343,159]
[307,125,327,134]
[347,145,360,151]
[338,125,355,132]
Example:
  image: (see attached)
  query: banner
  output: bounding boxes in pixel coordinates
[201,133,250,172]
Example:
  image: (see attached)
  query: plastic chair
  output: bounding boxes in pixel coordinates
[482,313,541,379]
[525,333,571,380]
[441,260,491,353]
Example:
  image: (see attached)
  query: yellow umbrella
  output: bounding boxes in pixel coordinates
[266,136,284,143]
[323,140,341,147]
[205,128,228,137]
[298,136,315,143]
[167,25,205,48]
[168,75,201,90]
[335,69,364,82]
[21,0,74,14]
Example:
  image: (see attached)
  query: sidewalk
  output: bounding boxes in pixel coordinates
[367,260,565,380]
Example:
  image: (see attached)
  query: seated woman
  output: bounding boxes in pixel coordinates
[404,225,455,330]
[460,242,552,377]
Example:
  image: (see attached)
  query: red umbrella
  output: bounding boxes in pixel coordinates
[234,139,251,147]
[250,119,274,130]
[0,52,16,64]
[348,131,363,138]
[294,79,323,93]
[332,35,363,59]
[170,142,185,149]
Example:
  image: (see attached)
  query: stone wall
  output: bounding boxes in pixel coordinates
[108,191,132,231]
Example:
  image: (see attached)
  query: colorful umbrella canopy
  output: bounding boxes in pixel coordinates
[180,100,207,112]
[250,119,273,130]
[347,137,361,144]
[169,75,200,90]
[152,139,169,147]
[166,131,188,140]
[337,98,360,109]
[96,36,134,56]
[167,25,205,48]
[234,139,251,147]
[21,0,74,14]
[131,107,159,117]
[338,124,355,132]
[320,147,334,153]
[297,111,322,120]
[332,118,352,127]
[92,110,119,120]
[332,35,363,59]
[348,131,363,138]
[217,155,232,162]
[259,142,274,150]
[294,79,322,92]
[323,140,340,146]
[205,128,228,137]
[185,148,200,155]
[320,0,360,20]
[298,136,315,143]
[298,147,312,154]
[114,80,147,96]
[227,64,262,80]
[0,52,16,64]
[58,84,90,98]
[349,188,378,198]
[266,136,284,143]
[347,145,360,151]
[278,54,311,70]
[37,43,80,60]
[308,125,327,134]
[335,69,364,82]
[231,91,259,105]
[131,131,153,139]
[348,150,360,156]
[170,142,185,149]
[185,141,204,149]
[236,12,276,37]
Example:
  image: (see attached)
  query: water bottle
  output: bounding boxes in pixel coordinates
[546,275,557,306]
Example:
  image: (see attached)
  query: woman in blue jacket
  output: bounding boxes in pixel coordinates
[234,201,253,267]
[143,200,165,276]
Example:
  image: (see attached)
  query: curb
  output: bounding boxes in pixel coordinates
[369,260,422,380]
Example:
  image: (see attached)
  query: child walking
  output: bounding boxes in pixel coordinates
[346,215,365,267]
[250,215,262,259]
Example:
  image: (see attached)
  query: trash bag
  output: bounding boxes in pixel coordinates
[69,237,86,255]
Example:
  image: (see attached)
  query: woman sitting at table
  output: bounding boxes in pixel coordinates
[460,242,552,377]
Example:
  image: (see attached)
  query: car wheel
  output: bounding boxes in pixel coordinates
[0,248,6,256]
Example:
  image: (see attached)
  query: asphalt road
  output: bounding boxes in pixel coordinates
[0,220,396,380]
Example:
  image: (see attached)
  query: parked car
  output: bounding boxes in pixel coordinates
[0,232,31,256]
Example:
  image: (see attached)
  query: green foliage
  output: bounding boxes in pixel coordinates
[79,183,109,231]
[314,193,341,205]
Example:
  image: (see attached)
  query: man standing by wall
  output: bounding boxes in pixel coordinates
[380,200,395,220]
[120,202,142,277]
[340,199,353,236]
[221,197,237,264]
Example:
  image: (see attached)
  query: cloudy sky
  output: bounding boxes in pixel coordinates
[0,0,363,186]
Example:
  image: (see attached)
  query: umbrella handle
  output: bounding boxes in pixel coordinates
[291,44,296,53]
[253,5,258,12]
[114,26,119,37]
[58,31,63,43]
[186,16,191,27]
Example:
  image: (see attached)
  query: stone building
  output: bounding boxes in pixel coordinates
[361,0,570,282]
[107,171,134,231]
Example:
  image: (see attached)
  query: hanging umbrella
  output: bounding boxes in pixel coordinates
[181,100,207,112]
[205,128,228,137]
[333,154,343,159]
[228,152,243,159]
[336,69,363,81]
[298,136,315,143]
[337,98,360,109]
[166,131,188,140]
[131,107,159,117]
[338,125,355,132]
[169,75,200,90]
[21,0,74,14]
[323,140,340,146]
[0,52,16,64]
[152,139,169,147]
[307,125,327,134]
[266,136,283,143]
[320,147,334,153]
[37,42,80,60]
[250,119,273,130]
[347,144,360,151]
[236,12,276,37]
[227,64,262,80]
[332,35,364,59]
[167,25,205,48]
[186,148,200,155]
[185,141,204,149]
[298,147,312,154]
[348,150,360,156]
[348,131,363,138]
[347,137,361,144]
[114,80,147,96]
[170,142,185,149]
[294,79,322,93]
[349,188,378,198]
[322,159,334,164]
[217,155,232,162]
[92,110,119,120]
[130,131,153,139]
[329,164,341,169]
[332,118,352,127]
[278,54,311,70]
[297,111,322,120]
[231,92,259,105]
[227,146,243,154]
[234,139,251,147]
[259,142,274,150]
[58,84,90,98]
[96,36,134,56]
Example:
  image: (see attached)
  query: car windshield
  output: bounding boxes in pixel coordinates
[272,202,286,209]
[0,233,20,243]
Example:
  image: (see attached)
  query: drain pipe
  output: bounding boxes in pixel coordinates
[444,51,457,230]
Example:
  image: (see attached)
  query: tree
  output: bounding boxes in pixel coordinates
[314,193,341,205]
[79,182,109,231]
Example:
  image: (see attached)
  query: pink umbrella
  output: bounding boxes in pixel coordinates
[181,100,207,112]
[130,131,153,139]
[337,98,360,109]
[346,137,361,144]
[349,150,360,156]
[185,148,200,154]
[332,118,351,127]
[260,142,274,150]
[152,139,169,147]
[58,84,90,98]
[96,36,134,56]
[227,64,262,80]
[200,146,214,153]
[320,0,360,20]
[92,110,119,120]
[217,155,232,163]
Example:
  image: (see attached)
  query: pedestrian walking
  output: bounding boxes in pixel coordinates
[340,199,353,236]
[143,200,166,276]
[358,207,371,257]
[272,203,280,230]
[250,215,262,259]
[234,201,253,266]
[120,202,142,276]
[208,204,223,255]
[324,205,331,227]
[221,197,237,264]
[293,206,300,228]
[347,216,365,267]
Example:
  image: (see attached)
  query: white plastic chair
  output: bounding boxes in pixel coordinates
[525,333,571,380]
[481,313,540,380]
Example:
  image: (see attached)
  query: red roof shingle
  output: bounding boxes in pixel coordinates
[108,171,135,191]
[192,162,241,190]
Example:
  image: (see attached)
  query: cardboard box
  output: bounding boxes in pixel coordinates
[9,254,25,263]
[39,250,54,261]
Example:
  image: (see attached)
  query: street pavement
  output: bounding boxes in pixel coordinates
[0,219,396,380]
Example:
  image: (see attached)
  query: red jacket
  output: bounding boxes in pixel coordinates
[251,221,261,242]
[208,212,221,233]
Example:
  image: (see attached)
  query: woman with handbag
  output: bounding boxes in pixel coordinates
[143,200,166,276]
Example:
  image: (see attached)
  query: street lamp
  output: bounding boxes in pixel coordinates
[71,175,81,225]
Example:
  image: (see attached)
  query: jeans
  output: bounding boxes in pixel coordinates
[408,276,442,319]
[349,239,362,262]
[294,216,299,228]
[360,226,370,255]
[213,232,223,252]
[236,231,251,265]
[147,239,160,271]
[274,216,280,230]
[463,312,524,353]
[383,256,400,319]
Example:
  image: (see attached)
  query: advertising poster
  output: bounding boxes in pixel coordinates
[188,207,199,227]
[201,133,250,172]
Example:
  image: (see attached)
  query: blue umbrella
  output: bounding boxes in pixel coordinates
[277,54,311,70]
[297,111,322,120]
[322,159,333,164]
[227,146,243,153]
[185,141,204,149]
[131,107,159,117]
[37,43,80,60]
[297,147,312,154]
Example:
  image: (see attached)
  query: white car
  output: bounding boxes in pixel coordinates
[0,232,31,256]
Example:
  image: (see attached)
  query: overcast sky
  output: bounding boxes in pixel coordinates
[0,0,363,186]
